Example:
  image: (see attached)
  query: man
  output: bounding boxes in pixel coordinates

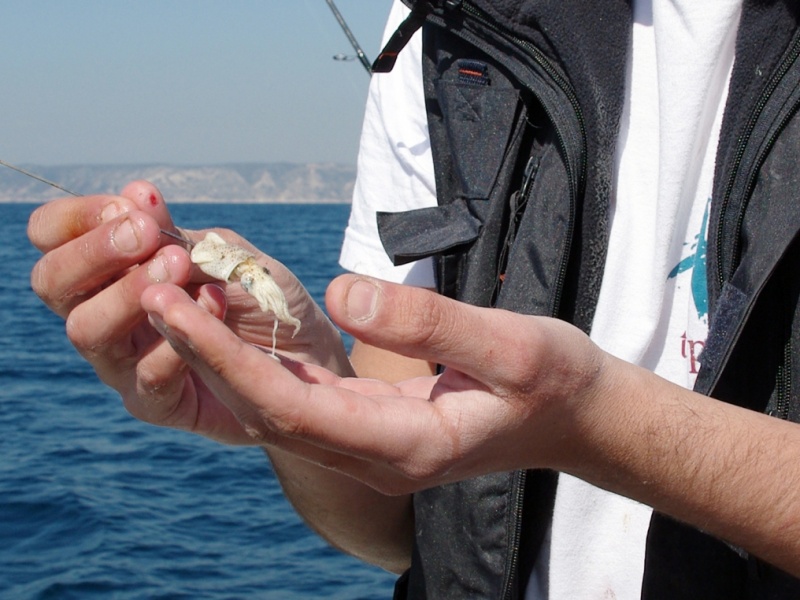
[27,0,800,598]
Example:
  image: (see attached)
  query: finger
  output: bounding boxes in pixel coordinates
[143,286,445,471]
[31,211,166,317]
[28,181,177,254]
[119,180,178,233]
[28,193,140,252]
[123,285,237,435]
[144,284,321,429]
[133,285,225,379]
[129,365,250,445]
[325,275,538,381]
[119,180,199,253]
[327,275,603,403]
[65,245,194,369]
[142,284,321,440]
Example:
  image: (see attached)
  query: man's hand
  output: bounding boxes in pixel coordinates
[27,182,350,444]
[142,273,800,576]
[140,273,607,490]
[28,187,413,572]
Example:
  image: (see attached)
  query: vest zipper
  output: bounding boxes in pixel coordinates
[501,469,527,600]
[458,2,587,205]
[710,35,800,416]
[426,5,587,598]
[714,34,800,288]
[438,0,587,321]
[494,156,540,301]
[773,338,792,420]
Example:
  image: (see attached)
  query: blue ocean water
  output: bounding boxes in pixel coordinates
[0,203,396,599]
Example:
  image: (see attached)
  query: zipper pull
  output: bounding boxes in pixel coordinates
[496,156,538,297]
[518,155,538,202]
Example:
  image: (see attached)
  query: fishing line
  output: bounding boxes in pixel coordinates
[0,158,80,197]
[0,159,193,246]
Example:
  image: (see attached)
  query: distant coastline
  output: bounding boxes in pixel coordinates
[0,162,356,204]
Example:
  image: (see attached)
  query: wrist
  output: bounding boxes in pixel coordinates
[544,347,635,475]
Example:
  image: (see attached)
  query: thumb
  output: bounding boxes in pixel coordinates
[326,275,544,383]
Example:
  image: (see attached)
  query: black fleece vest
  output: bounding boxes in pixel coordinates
[374,1,800,598]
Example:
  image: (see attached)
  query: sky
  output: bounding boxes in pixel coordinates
[0,1,393,167]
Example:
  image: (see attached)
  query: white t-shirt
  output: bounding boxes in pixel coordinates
[340,1,743,598]
[338,0,437,288]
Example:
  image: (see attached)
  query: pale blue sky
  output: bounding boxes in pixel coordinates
[0,1,392,166]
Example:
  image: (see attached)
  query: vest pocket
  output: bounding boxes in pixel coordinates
[435,74,523,200]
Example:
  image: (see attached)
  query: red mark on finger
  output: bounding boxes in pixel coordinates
[149,193,158,206]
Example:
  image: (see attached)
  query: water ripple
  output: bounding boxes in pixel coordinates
[1,204,393,599]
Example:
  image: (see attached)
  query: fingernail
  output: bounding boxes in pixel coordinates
[346,279,378,322]
[100,201,125,223]
[197,284,227,321]
[147,253,171,283]
[196,295,211,311]
[196,293,219,316]
[111,218,140,253]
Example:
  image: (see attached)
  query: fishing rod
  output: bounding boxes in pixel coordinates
[324,0,372,75]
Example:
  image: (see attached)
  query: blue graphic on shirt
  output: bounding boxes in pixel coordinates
[667,197,710,320]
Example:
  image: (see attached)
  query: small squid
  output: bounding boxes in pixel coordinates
[190,232,301,357]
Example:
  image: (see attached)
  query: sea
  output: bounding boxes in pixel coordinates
[0,203,397,599]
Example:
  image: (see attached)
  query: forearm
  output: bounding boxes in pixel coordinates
[263,340,428,573]
[267,446,413,573]
[568,355,800,575]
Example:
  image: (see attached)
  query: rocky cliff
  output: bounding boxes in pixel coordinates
[0,163,356,203]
